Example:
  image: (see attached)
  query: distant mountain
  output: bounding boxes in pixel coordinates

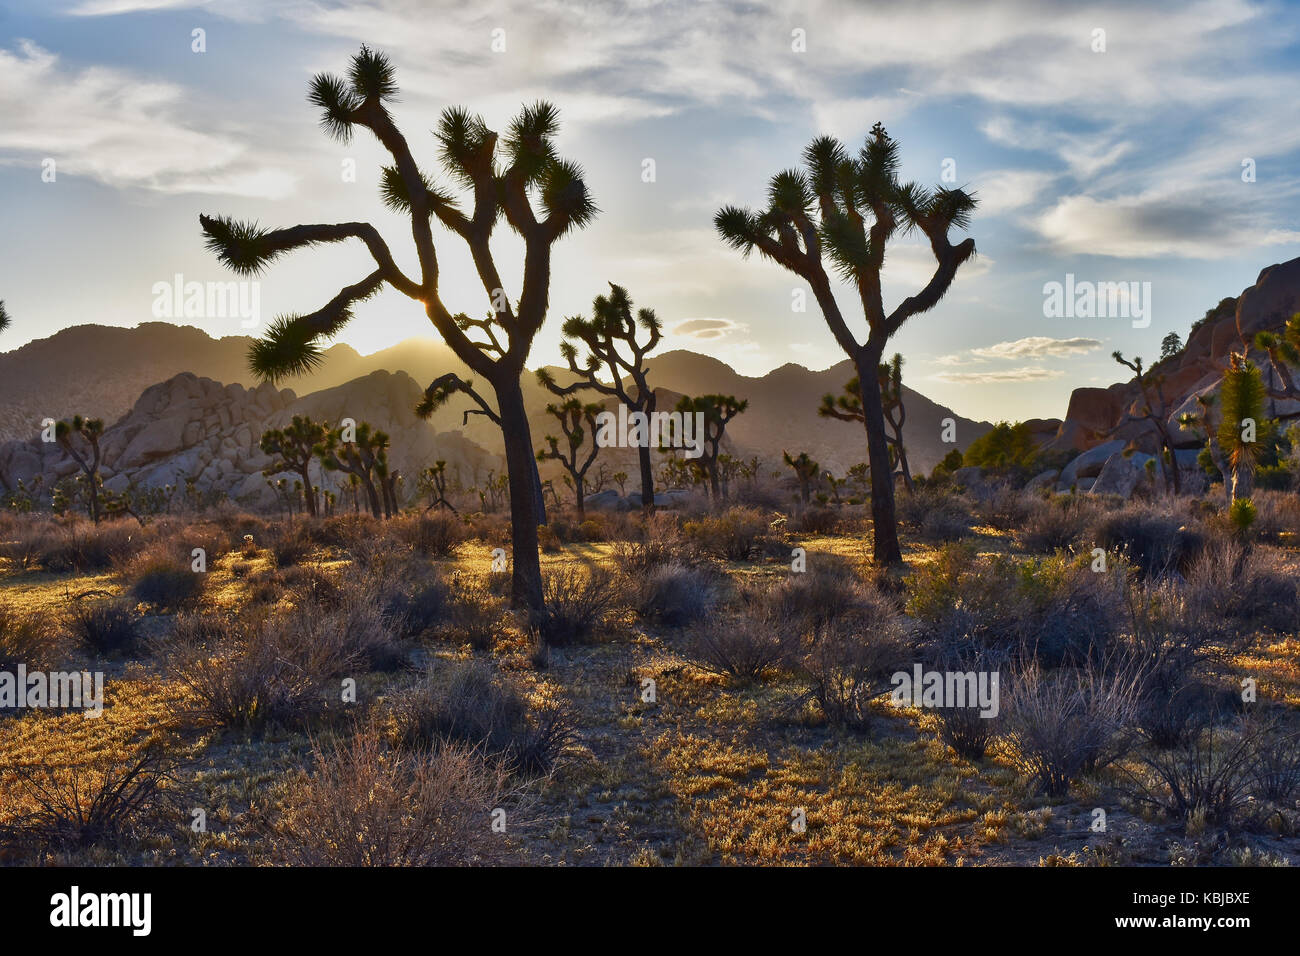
[0,323,989,476]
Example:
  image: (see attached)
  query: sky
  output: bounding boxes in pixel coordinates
[2,0,1300,422]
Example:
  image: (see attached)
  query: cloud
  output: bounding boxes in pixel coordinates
[671,317,748,340]
[934,366,1066,384]
[970,336,1102,359]
[0,41,295,198]
[1035,191,1300,258]
[972,169,1056,216]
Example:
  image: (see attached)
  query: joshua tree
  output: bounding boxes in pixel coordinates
[676,394,747,502]
[260,415,328,517]
[1111,352,1181,495]
[55,416,105,522]
[783,450,820,505]
[819,353,913,491]
[200,46,594,612]
[1254,313,1300,401]
[716,123,977,564]
[612,471,629,496]
[1216,352,1268,503]
[1178,394,1232,497]
[315,422,389,519]
[0,300,10,335]
[536,398,603,518]
[537,283,663,511]
[419,460,457,513]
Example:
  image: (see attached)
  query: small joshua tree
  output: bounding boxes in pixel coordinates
[315,422,390,519]
[537,283,663,510]
[783,450,820,506]
[1111,352,1181,495]
[1217,352,1268,503]
[717,123,977,564]
[675,394,747,502]
[1254,312,1300,400]
[819,353,913,491]
[419,460,457,513]
[55,416,105,522]
[536,398,603,518]
[260,415,328,517]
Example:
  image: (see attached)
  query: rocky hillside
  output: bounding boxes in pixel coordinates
[0,370,497,510]
[1025,256,1300,497]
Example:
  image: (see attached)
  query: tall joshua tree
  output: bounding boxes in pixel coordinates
[260,415,327,517]
[818,353,913,491]
[676,394,747,502]
[55,416,105,523]
[536,398,603,518]
[200,46,594,612]
[1111,352,1181,495]
[537,283,663,511]
[716,123,976,565]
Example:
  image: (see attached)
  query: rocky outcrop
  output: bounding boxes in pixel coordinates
[0,370,500,511]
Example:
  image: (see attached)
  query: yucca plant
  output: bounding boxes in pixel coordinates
[260,415,327,517]
[0,300,10,335]
[200,46,595,611]
[1217,352,1268,503]
[716,124,976,564]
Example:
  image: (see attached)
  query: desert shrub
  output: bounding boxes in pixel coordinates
[611,511,686,572]
[1003,664,1140,797]
[1123,718,1268,830]
[1183,539,1298,633]
[387,577,453,637]
[764,557,880,643]
[1018,496,1093,553]
[67,596,139,655]
[271,726,511,866]
[0,607,59,672]
[797,586,908,729]
[933,702,998,761]
[440,576,506,650]
[1122,577,1246,748]
[1091,506,1205,577]
[1250,723,1300,804]
[0,746,179,852]
[682,506,772,561]
[266,522,312,567]
[394,662,577,777]
[37,521,138,573]
[794,507,839,535]
[534,566,616,646]
[978,486,1035,532]
[898,485,971,541]
[0,518,60,572]
[907,544,1123,667]
[129,558,206,610]
[395,511,468,557]
[683,605,793,681]
[629,561,720,628]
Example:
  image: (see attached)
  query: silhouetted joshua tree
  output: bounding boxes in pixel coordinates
[315,421,389,519]
[819,353,913,491]
[537,283,663,510]
[0,301,10,335]
[55,415,105,523]
[536,398,603,518]
[1111,352,1181,495]
[260,415,328,517]
[200,45,594,612]
[783,450,820,505]
[676,394,747,502]
[419,460,457,513]
[716,122,976,565]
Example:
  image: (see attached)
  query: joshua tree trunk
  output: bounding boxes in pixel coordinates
[495,375,545,612]
[858,345,902,565]
[640,392,657,511]
[298,465,317,517]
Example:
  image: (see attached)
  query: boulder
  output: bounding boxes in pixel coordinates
[1024,469,1059,493]
[1059,439,1126,488]
[1090,452,1153,499]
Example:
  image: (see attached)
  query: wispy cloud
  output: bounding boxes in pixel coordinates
[935,366,1066,384]
[670,317,748,340]
[970,336,1102,360]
